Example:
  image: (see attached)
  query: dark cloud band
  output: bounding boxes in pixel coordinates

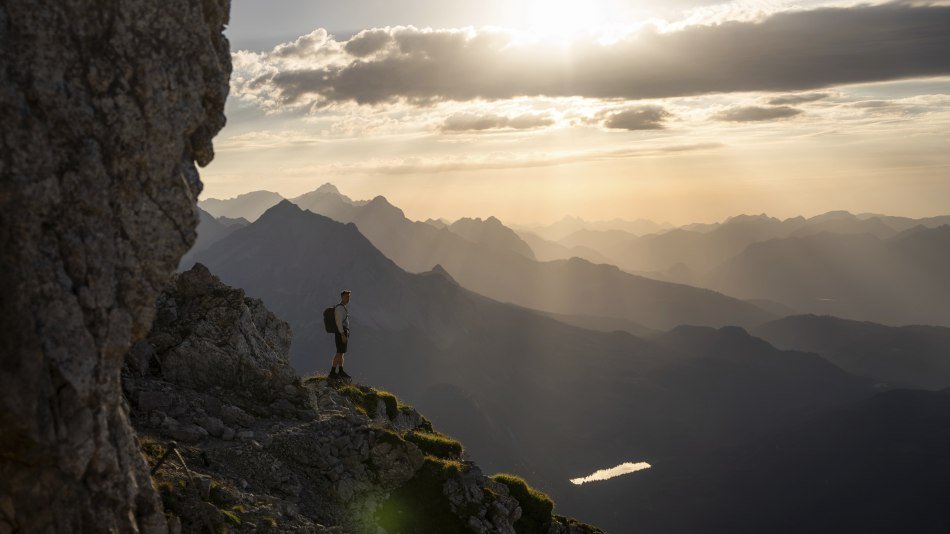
[252,2,950,107]
[714,106,803,122]
[441,112,554,132]
[603,107,671,130]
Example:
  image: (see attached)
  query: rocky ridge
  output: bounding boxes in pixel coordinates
[124,265,603,533]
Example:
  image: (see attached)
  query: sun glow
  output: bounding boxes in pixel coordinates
[519,0,608,39]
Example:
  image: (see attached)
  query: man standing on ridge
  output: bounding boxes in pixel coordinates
[329,290,351,381]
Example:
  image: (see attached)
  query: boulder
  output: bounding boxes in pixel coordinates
[136,264,296,402]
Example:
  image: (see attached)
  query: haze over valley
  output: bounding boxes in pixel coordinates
[188,184,950,532]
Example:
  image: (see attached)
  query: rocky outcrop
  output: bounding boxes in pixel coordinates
[0,1,230,532]
[126,263,296,401]
[124,265,602,533]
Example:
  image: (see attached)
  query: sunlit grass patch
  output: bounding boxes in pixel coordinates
[332,382,405,419]
[139,434,167,464]
[220,509,241,526]
[492,473,555,534]
[406,431,463,460]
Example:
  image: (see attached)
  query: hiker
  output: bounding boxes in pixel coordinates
[328,290,351,381]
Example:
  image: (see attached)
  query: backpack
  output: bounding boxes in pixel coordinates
[323,306,339,334]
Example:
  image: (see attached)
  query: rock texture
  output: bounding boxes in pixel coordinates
[124,265,602,533]
[126,263,296,400]
[0,1,230,532]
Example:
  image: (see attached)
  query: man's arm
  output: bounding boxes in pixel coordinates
[334,305,346,337]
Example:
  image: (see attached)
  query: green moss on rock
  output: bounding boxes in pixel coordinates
[406,431,463,460]
[492,473,555,534]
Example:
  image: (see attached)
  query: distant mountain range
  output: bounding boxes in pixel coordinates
[199,190,284,221]
[188,186,950,531]
[195,185,950,328]
[447,216,536,259]
[553,211,937,277]
[512,216,674,241]
[178,207,247,269]
[753,314,950,389]
[705,227,950,326]
[188,200,910,532]
[271,187,775,330]
[516,231,616,264]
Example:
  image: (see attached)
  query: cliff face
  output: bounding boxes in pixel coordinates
[124,265,603,533]
[0,1,230,532]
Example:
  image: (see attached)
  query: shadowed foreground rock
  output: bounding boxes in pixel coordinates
[0,1,230,532]
[127,263,296,401]
[125,265,603,533]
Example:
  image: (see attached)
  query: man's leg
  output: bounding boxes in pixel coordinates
[334,333,350,380]
[330,333,344,379]
[337,352,350,380]
[328,352,337,379]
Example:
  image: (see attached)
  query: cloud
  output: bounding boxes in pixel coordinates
[714,105,803,122]
[329,142,724,175]
[850,100,897,109]
[441,112,554,132]
[603,106,671,130]
[844,95,950,117]
[270,29,344,60]
[343,29,393,57]
[234,3,950,109]
[768,92,830,105]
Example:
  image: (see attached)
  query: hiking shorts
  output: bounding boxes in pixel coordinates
[334,332,348,354]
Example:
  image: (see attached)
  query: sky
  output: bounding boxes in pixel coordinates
[201,0,950,225]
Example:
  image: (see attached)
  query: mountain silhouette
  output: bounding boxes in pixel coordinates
[447,216,536,259]
[561,211,945,281]
[191,200,876,531]
[517,216,671,241]
[704,226,950,326]
[199,190,284,221]
[856,212,950,232]
[515,231,615,264]
[754,314,950,389]
[423,217,450,229]
[558,228,640,253]
[178,208,247,269]
[277,185,773,330]
[788,215,896,238]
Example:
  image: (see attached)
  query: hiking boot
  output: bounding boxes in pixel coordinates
[338,369,351,382]
[327,369,339,382]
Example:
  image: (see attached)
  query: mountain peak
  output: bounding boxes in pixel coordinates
[809,210,855,223]
[424,264,460,286]
[314,182,341,194]
[198,190,286,221]
[255,199,323,225]
[268,198,303,214]
[363,195,406,218]
[724,213,774,224]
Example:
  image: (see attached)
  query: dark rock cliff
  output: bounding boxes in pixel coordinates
[0,1,230,531]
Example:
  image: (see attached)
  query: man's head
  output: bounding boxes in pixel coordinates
[340,290,351,305]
